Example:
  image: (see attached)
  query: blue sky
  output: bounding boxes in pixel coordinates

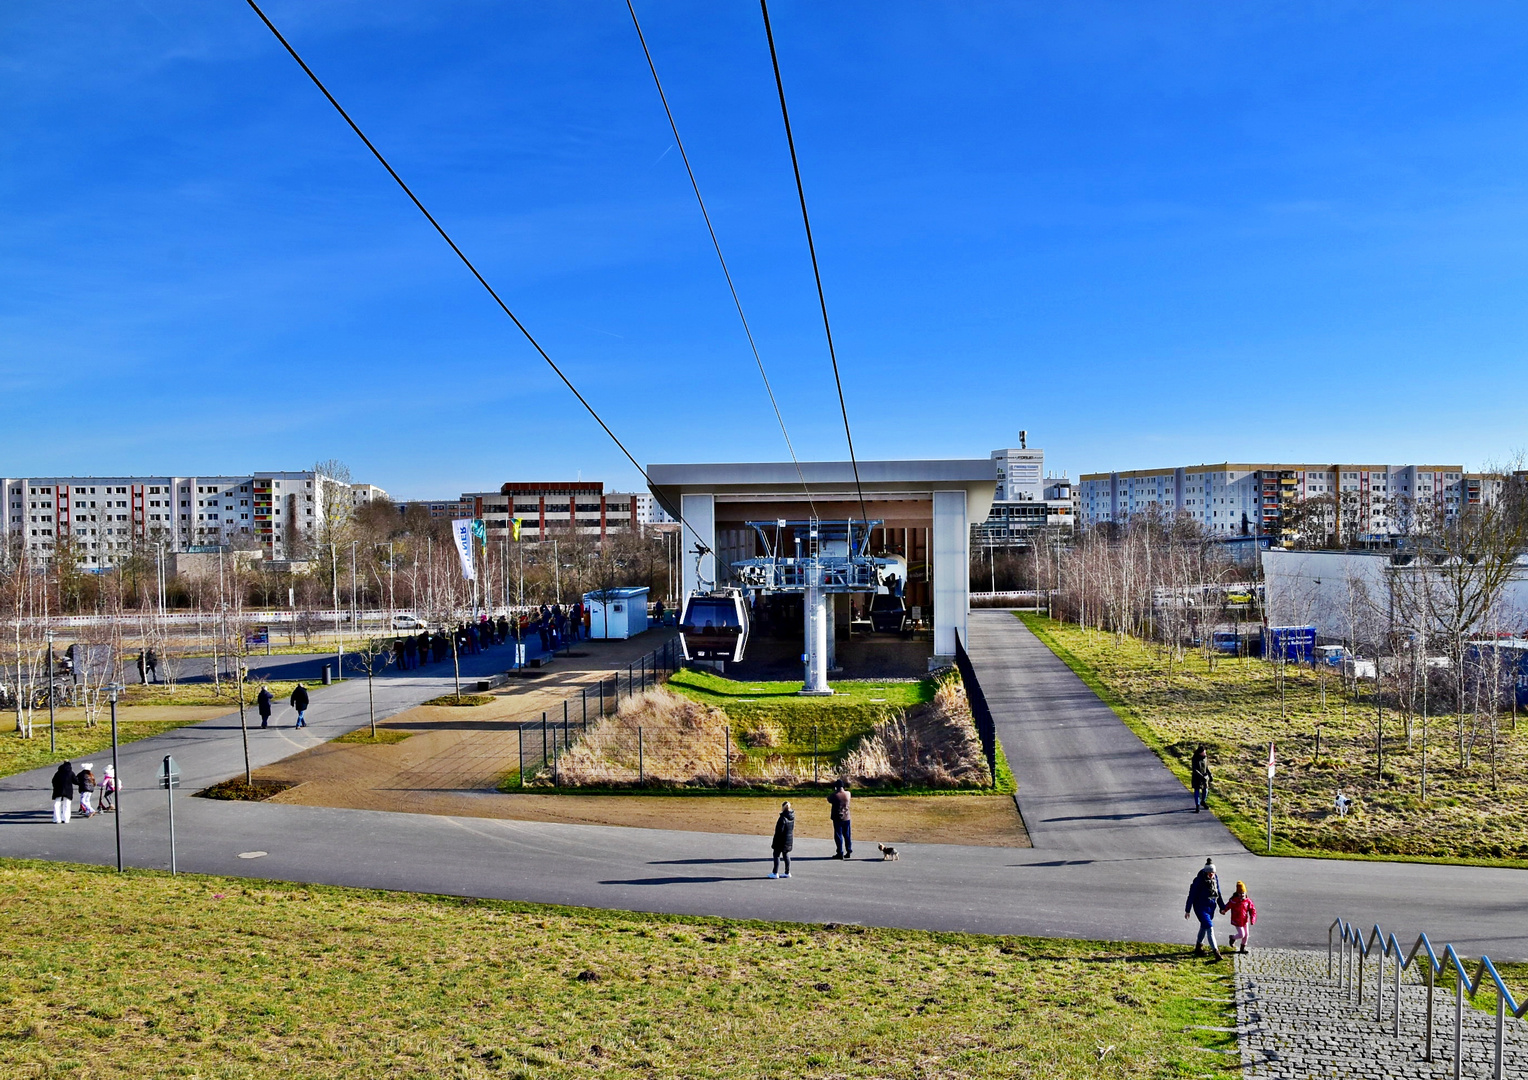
[4,2,1527,499]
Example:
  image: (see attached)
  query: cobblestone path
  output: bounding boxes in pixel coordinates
[1236,948,1528,1078]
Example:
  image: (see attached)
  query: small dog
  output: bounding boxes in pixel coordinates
[877,843,899,861]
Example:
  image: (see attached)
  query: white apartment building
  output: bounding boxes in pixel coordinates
[1077,462,1477,544]
[1,470,386,568]
[634,492,676,526]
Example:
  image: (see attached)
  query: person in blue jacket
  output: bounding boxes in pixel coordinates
[1185,857,1225,959]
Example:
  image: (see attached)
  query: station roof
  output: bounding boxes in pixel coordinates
[647,459,998,522]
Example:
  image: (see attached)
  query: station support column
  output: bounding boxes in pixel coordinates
[801,569,831,696]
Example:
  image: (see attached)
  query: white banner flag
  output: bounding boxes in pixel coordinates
[451,518,477,581]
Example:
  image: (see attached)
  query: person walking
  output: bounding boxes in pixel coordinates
[100,765,117,813]
[1185,858,1225,959]
[145,648,158,684]
[51,761,75,824]
[1222,880,1258,953]
[828,778,853,859]
[136,650,147,684]
[1190,746,1212,812]
[256,685,273,729]
[76,765,97,818]
[290,682,310,728]
[769,801,795,879]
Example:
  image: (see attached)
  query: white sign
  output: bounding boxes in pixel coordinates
[450,518,477,581]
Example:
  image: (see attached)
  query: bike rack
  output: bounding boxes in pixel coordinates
[1330,916,1526,1079]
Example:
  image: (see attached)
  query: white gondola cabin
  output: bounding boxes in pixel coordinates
[678,589,750,664]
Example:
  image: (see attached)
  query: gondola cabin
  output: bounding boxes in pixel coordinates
[679,589,750,664]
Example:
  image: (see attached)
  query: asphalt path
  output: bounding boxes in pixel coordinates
[2,611,1525,957]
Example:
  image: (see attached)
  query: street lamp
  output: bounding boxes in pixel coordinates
[108,682,123,872]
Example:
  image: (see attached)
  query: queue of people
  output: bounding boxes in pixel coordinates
[49,761,114,824]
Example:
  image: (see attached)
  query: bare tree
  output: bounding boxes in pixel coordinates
[351,636,395,737]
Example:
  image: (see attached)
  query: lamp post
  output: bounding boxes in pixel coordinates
[108,682,123,872]
[45,630,56,755]
[350,539,358,639]
[331,543,342,682]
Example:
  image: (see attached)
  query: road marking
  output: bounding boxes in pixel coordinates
[237,851,268,859]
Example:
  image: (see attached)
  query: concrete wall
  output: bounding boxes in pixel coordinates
[1264,549,1528,643]
[932,489,970,657]
[680,494,715,597]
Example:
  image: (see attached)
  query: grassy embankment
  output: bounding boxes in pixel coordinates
[1020,613,1528,867]
[504,670,1012,794]
[0,859,1235,1079]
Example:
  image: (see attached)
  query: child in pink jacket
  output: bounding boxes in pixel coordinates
[1223,880,1257,953]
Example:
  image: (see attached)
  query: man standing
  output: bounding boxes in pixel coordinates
[1191,746,1212,812]
[1185,858,1224,959]
[290,682,310,729]
[257,685,273,729]
[828,778,853,860]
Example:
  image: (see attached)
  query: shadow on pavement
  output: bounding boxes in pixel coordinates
[598,875,734,885]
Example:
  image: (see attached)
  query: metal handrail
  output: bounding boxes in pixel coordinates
[1329,916,1525,1079]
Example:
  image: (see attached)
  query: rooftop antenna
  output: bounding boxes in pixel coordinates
[1019,430,1027,450]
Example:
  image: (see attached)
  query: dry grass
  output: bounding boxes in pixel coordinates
[532,676,995,792]
[536,688,738,788]
[845,676,993,788]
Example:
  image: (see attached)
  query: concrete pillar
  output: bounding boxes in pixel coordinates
[932,489,969,659]
[826,593,837,672]
[679,494,715,597]
[801,577,831,695]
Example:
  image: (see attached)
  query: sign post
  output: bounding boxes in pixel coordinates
[108,684,123,872]
[1266,742,1276,854]
[158,755,181,875]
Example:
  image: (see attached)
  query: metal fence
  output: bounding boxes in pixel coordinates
[1330,916,1527,1079]
[952,630,999,783]
[510,638,681,785]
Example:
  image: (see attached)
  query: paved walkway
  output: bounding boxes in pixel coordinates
[1236,948,1528,1077]
[963,610,1236,858]
[263,647,673,811]
[2,611,1528,964]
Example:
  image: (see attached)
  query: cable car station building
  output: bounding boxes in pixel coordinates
[648,459,998,682]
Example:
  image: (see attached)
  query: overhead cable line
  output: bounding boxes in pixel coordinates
[241,0,708,554]
[758,0,870,530]
[625,0,817,520]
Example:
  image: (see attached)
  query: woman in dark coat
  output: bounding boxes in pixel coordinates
[51,761,75,824]
[770,801,795,879]
[257,685,274,728]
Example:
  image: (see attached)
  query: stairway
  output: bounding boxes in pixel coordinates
[1235,949,1528,1078]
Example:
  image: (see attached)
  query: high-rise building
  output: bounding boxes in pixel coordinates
[974,437,1076,547]
[1,470,385,567]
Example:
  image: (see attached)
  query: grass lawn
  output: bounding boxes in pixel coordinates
[121,680,313,709]
[668,669,934,754]
[0,859,1236,1079]
[0,706,230,780]
[1020,614,1528,866]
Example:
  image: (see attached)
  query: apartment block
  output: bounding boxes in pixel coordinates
[1077,462,1477,544]
[462,482,641,544]
[2,470,386,567]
